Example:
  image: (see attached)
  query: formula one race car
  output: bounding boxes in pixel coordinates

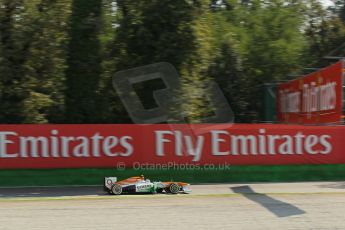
[104,175,191,195]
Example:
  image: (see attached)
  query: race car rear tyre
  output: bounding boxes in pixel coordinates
[111,184,122,195]
[168,183,180,194]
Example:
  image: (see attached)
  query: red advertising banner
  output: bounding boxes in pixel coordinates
[0,124,344,169]
[277,60,344,124]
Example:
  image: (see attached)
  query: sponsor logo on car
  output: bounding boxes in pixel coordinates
[136,184,151,190]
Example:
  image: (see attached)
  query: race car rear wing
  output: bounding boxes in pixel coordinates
[104,177,117,191]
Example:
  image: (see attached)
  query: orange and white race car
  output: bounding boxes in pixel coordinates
[104,175,191,195]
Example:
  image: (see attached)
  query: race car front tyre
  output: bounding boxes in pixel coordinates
[168,183,180,194]
[111,184,122,195]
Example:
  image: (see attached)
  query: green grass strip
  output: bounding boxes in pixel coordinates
[1,164,345,186]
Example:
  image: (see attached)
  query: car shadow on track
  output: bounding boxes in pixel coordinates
[230,186,306,218]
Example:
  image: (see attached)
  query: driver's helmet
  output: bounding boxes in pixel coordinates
[140,175,145,180]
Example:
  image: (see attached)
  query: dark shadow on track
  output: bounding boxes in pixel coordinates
[230,185,306,218]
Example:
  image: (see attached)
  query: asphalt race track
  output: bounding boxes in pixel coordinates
[1,182,345,230]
